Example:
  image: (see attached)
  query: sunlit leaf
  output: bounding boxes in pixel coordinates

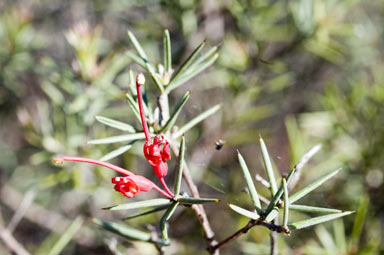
[173,104,221,138]
[259,135,278,195]
[237,152,262,213]
[289,168,341,204]
[163,29,172,73]
[229,204,260,220]
[160,91,190,133]
[100,144,133,161]
[283,178,289,227]
[177,197,219,204]
[95,116,135,132]
[289,211,354,230]
[289,205,342,214]
[88,133,146,144]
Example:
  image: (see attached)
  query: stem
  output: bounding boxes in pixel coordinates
[152,184,173,199]
[160,178,174,197]
[52,156,133,176]
[270,219,278,255]
[136,73,151,142]
[208,219,285,253]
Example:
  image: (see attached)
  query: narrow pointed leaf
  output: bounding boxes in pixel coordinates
[100,144,133,161]
[289,205,342,214]
[47,217,83,255]
[350,194,369,249]
[289,168,342,204]
[126,51,146,68]
[123,203,172,220]
[160,202,179,240]
[88,133,146,144]
[149,72,164,93]
[173,104,221,138]
[125,92,142,122]
[189,46,218,69]
[161,91,190,133]
[166,53,218,92]
[128,69,136,95]
[169,40,205,84]
[237,152,262,213]
[265,166,296,215]
[104,198,170,211]
[229,204,260,220]
[283,178,289,227]
[93,218,150,241]
[265,207,279,222]
[174,136,185,195]
[259,136,278,195]
[177,197,219,204]
[127,31,148,60]
[163,29,172,73]
[95,116,135,132]
[289,211,354,230]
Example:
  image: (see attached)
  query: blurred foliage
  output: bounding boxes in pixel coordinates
[0,0,383,254]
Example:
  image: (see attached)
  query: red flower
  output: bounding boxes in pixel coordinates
[52,156,172,199]
[136,73,174,197]
[112,175,153,198]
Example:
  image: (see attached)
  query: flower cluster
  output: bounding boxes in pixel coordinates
[52,73,174,199]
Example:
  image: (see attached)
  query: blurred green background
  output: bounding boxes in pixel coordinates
[0,0,383,254]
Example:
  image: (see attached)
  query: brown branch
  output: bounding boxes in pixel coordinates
[270,219,278,255]
[170,141,219,255]
[208,219,286,253]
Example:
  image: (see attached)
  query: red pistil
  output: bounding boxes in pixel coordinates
[52,156,172,199]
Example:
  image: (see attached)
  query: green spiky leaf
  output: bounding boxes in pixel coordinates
[160,202,179,240]
[289,211,354,230]
[174,136,185,195]
[160,91,190,133]
[177,197,219,205]
[104,198,170,211]
[229,204,260,220]
[259,135,278,195]
[95,116,135,132]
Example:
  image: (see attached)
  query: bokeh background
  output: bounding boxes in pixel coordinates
[0,0,383,254]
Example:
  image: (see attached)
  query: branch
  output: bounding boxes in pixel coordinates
[208,219,286,253]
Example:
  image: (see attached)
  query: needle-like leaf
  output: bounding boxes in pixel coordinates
[100,144,133,161]
[289,168,342,204]
[237,152,262,213]
[160,91,190,133]
[265,207,279,222]
[174,136,185,195]
[88,133,147,144]
[173,104,221,138]
[169,40,206,85]
[104,198,170,210]
[177,197,219,205]
[229,204,260,220]
[127,31,148,60]
[163,29,172,73]
[289,211,354,230]
[95,116,135,132]
[259,135,278,195]
[149,72,164,93]
[123,204,172,220]
[160,202,179,240]
[125,92,141,122]
[289,205,342,214]
[165,53,218,92]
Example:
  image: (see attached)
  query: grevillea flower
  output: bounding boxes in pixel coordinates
[136,73,174,197]
[52,156,172,199]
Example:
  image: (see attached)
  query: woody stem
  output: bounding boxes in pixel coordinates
[52,156,133,176]
[160,178,174,197]
[136,74,151,142]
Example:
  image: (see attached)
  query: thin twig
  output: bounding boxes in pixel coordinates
[7,190,35,233]
[255,174,271,188]
[208,219,286,253]
[270,219,278,255]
